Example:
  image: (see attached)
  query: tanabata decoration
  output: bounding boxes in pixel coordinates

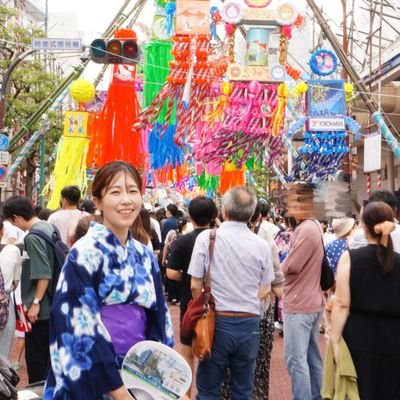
[89,29,146,169]
[198,80,285,169]
[142,40,183,170]
[286,78,360,182]
[310,49,338,76]
[219,162,245,194]
[45,111,93,209]
[70,79,95,104]
[134,34,227,147]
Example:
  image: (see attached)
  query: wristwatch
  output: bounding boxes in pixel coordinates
[33,297,41,305]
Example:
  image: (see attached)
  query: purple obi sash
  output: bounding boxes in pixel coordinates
[100,303,147,356]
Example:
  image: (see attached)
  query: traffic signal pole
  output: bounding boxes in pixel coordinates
[306,0,400,159]
[9,0,146,152]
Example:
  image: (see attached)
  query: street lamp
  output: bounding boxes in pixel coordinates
[0,48,37,131]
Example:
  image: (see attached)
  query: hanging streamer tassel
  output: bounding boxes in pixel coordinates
[45,136,90,209]
[163,1,176,38]
[270,83,289,136]
[148,122,183,169]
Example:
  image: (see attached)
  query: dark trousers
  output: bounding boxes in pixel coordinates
[25,319,50,384]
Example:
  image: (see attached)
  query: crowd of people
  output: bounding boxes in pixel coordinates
[0,160,398,399]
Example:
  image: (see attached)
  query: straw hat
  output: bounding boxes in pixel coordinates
[332,217,355,238]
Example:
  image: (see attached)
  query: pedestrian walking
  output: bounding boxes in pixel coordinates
[188,186,275,399]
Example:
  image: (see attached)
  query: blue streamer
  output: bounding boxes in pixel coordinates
[148,123,183,170]
[210,6,219,41]
[163,1,176,37]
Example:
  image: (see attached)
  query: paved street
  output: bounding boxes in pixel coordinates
[10,303,325,399]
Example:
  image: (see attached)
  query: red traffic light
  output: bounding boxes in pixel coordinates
[90,38,140,64]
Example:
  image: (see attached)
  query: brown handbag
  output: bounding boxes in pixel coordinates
[192,229,216,361]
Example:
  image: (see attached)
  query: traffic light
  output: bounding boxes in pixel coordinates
[90,38,140,64]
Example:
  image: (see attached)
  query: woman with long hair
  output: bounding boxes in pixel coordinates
[330,201,400,399]
[44,161,174,400]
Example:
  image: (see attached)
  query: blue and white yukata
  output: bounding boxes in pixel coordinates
[44,223,174,399]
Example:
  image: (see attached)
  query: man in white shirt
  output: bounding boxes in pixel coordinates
[0,218,22,357]
[260,202,280,238]
[1,219,25,245]
[349,190,400,253]
[48,186,88,248]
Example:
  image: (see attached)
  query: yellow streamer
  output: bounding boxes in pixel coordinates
[44,111,92,209]
[270,83,289,137]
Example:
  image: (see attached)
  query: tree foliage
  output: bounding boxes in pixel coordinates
[0,4,63,198]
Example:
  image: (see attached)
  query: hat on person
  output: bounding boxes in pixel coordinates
[332,217,355,238]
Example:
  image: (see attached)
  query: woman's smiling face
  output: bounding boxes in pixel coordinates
[94,171,142,243]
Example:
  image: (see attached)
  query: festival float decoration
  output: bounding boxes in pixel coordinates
[287,50,360,182]
[45,80,95,209]
[191,1,305,193]
[88,28,147,170]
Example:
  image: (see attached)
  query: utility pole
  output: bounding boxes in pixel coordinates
[39,0,49,207]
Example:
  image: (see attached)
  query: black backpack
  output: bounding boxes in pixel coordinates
[25,224,69,301]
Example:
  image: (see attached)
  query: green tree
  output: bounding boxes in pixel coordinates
[0,4,63,199]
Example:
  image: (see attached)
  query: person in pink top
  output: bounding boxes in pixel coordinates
[281,183,326,400]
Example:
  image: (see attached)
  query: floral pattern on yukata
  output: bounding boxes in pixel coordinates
[44,223,174,400]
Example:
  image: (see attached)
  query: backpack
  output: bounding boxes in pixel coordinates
[25,224,69,302]
[0,269,9,331]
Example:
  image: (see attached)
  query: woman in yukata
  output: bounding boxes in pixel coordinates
[44,161,174,400]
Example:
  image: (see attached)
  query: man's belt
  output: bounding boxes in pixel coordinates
[215,311,258,318]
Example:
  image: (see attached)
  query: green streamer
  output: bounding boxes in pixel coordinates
[143,40,176,123]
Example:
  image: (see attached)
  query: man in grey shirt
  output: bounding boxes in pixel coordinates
[188,186,274,399]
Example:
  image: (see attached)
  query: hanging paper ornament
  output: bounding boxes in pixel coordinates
[70,80,95,104]
[204,81,233,125]
[45,111,93,209]
[270,83,289,136]
[270,64,286,81]
[221,0,244,25]
[163,1,176,37]
[210,6,221,41]
[276,3,298,26]
[310,49,338,76]
[294,81,308,96]
[344,82,354,103]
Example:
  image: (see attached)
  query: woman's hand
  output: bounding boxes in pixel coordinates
[331,340,339,363]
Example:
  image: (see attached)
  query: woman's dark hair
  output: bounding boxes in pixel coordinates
[139,208,152,235]
[250,201,263,225]
[177,217,187,234]
[92,161,142,199]
[362,201,395,274]
[131,213,150,245]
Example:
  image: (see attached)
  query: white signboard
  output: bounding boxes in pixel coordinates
[308,118,346,132]
[364,133,381,173]
[0,152,10,165]
[32,38,82,51]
